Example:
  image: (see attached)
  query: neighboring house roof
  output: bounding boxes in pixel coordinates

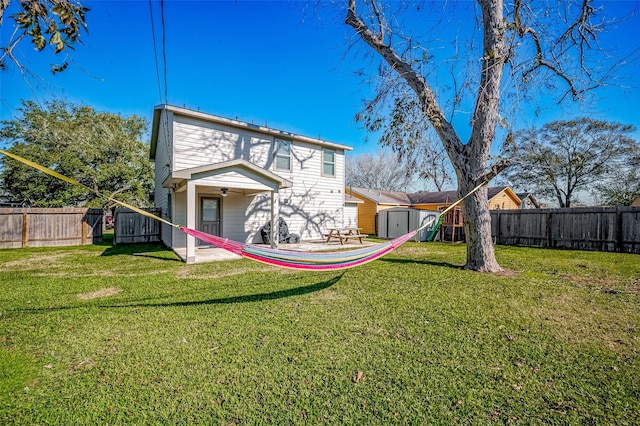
[348,187,412,206]
[351,186,521,207]
[516,192,541,209]
[0,194,25,208]
[408,189,459,205]
[632,196,640,207]
[150,104,352,160]
[410,186,516,205]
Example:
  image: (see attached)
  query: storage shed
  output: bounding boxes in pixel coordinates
[378,208,440,242]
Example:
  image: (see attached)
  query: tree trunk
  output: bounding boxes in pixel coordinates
[346,0,506,272]
[460,184,502,272]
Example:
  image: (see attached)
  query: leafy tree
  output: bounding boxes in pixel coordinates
[592,152,640,206]
[0,99,153,209]
[345,0,633,271]
[503,117,639,208]
[0,0,89,74]
[593,171,640,206]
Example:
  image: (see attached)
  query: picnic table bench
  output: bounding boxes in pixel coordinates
[324,228,368,245]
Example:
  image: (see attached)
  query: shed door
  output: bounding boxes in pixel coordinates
[199,197,220,246]
[388,211,410,238]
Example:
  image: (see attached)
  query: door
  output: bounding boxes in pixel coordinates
[199,197,220,246]
[388,211,410,238]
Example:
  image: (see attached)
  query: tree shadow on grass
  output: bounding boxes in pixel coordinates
[100,243,181,262]
[9,273,344,316]
[118,273,344,308]
[378,257,464,270]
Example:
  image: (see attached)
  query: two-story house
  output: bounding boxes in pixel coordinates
[150,105,352,263]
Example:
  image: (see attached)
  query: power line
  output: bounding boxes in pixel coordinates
[160,0,168,104]
[148,0,163,104]
[149,0,171,172]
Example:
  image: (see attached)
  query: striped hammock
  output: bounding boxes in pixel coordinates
[180,214,443,270]
[0,149,482,271]
[182,227,417,271]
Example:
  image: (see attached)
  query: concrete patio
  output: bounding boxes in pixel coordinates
[172,238,377,264]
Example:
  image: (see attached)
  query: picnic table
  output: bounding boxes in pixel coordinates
[325,228,368,245]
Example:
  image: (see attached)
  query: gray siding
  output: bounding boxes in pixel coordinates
[152,110,174,247]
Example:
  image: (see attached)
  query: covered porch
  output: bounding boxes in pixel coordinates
[164,159,293,264]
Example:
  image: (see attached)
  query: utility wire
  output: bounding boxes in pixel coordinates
[148,0,163,103]
[149,0,172,171]
[160,0,168,104]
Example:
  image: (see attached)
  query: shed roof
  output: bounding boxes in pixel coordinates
[345,194,364,204]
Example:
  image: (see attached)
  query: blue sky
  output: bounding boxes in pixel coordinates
[1,0,639,157]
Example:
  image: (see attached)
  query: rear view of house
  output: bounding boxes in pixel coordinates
[150,105,352,263]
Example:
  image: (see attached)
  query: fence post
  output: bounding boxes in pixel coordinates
[545,211,552,248]
[81,220,87,245]
[616,208,623,252]
[21,212,28,248]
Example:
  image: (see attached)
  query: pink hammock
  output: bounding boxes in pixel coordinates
[181,227,418,271]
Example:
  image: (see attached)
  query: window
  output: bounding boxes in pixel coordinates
[275,139,291,171]
[322,148,335,177]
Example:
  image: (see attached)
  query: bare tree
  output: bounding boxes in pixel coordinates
[345,0,633,271]
[345,151,413,191]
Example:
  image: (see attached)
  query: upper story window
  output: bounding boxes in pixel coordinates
[322,148,335,177]
[275,139,291,171]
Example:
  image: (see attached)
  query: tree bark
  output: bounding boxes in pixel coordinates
[458,0,506,271]
[346,0,506,272]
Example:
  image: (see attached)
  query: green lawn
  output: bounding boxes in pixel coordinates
[1,238,638,424]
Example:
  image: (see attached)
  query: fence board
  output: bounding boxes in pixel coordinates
[114,208,161,244]
[491,207,640,254]
[0,208,103,248]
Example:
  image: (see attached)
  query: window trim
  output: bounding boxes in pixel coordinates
[322,148,336,177]
[274,138,292,172]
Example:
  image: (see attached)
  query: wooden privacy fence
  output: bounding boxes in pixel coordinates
[114,207,161,245]
[0,208,103,249]
[491,207,640,254]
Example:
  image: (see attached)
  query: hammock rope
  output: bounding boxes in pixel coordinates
[0,149,488,271]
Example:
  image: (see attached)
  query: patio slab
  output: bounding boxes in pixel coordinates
[172,239,377,263]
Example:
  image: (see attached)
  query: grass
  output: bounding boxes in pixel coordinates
[1,237,639,424]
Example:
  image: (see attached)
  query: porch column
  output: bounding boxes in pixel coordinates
[270,188,279,249]
[186,180,197,264]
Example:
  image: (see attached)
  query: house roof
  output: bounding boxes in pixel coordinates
[150,104,352,160]
[348,187,412,206]
[409,186,513,205]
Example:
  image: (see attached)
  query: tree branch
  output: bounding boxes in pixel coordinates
[345,0,464,158]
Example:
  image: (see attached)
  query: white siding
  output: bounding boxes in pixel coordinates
[173,116,272,171]
[344,204,359,228]
[166,111,348,243]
